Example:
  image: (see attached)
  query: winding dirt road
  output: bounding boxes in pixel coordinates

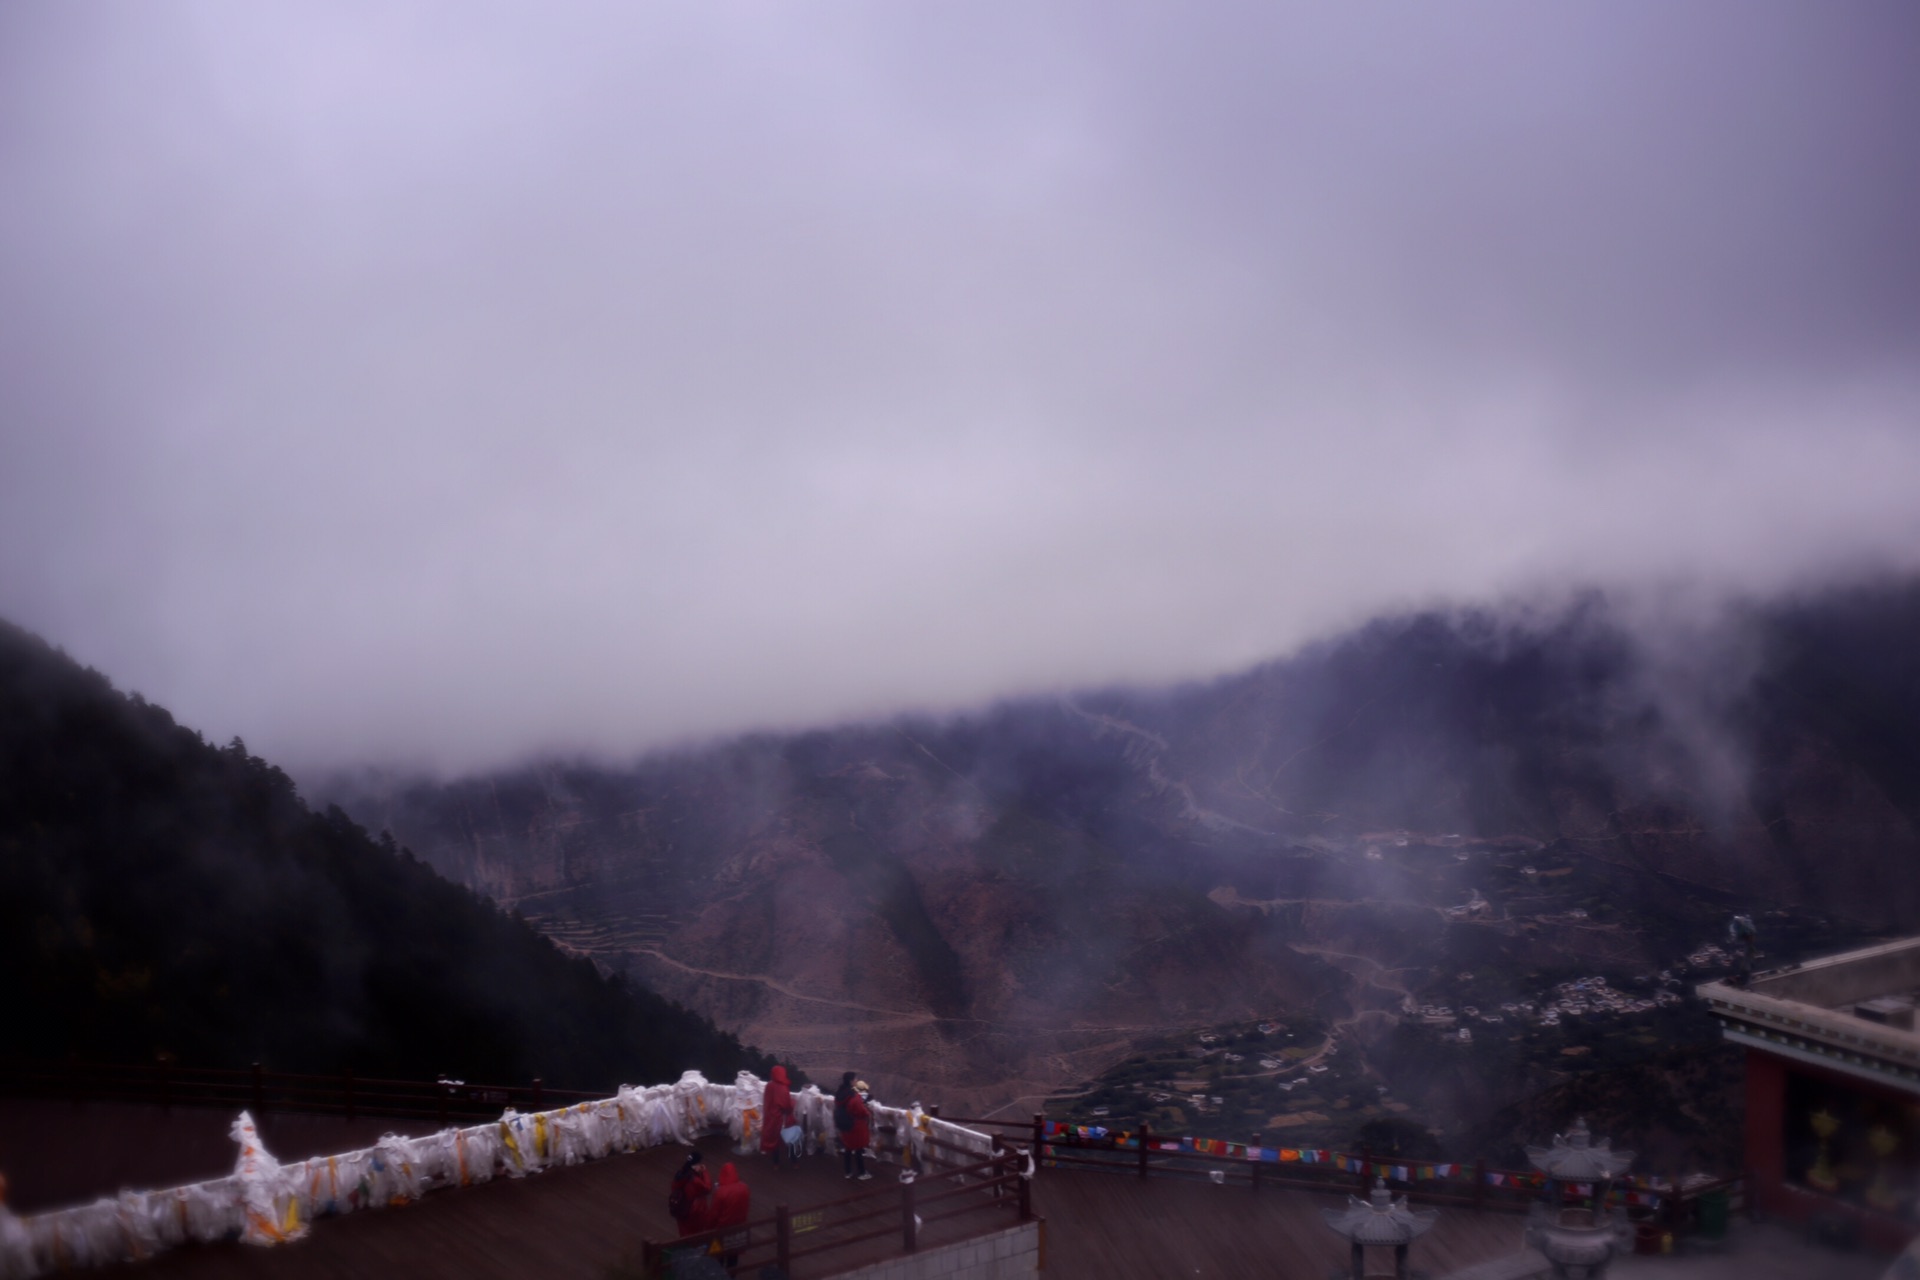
[632,946,934,1021]
[1284,942,1423,1075]
[632,946,1212,1037]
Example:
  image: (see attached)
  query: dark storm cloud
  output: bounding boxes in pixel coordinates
[2,2,1917,771]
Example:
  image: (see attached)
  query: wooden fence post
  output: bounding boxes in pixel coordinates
[776,1205,791,1273]
[1017,1154,1032,1221]
[531,1077,544,1112]
[902,1176,918,1252]
[1138,1121,1152,1179]
[1033,1112,1045,1162]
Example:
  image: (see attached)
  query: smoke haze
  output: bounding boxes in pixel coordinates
[3,2,1918,771]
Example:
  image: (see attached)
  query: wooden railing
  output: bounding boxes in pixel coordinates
[999,1112,1738,1230]
[6,1059,1739,1244]
[0,1058,604,1123]
[639,1150,1031,1279]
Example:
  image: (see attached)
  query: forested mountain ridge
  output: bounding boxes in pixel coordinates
[1136,581,1920,929]
[0,618,770,1090]
[323,578,1920,1124]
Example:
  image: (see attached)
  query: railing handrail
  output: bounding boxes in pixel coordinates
[8,1057,1733,1228]
[639,1150,1029,1278]
[1035,1121,1730,1213]
[916,1113,1035,1130]
[660,1152,1011,1245]
[5,1064,1013,1278]
[1039,1122,1718,1193]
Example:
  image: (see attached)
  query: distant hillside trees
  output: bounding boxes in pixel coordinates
[0,619,771,1090]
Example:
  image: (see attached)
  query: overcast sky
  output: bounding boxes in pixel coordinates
[3,2,1918,773]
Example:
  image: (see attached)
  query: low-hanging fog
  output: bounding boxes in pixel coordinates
[2,2,1917,773]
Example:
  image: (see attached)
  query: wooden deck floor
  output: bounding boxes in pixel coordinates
[20,1100,1886,1280]
[129,1134,893,1280]
[81,1140,1534,1280]
[1031,1168,1530,1280]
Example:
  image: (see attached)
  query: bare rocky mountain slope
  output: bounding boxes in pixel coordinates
[323,580,1920,1118]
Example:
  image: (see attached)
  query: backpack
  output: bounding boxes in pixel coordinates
[834,1098,853,1133]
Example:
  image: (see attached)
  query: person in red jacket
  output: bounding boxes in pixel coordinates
[834,1072,872,1180]
[760,1065,797,1165]
[709,1162,751,1265]
[668,1149,712,1237]
[710,1162,751,1226]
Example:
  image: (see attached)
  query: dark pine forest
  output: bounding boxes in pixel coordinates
[0,619,771,1091]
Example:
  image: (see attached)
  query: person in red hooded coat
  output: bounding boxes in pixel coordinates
[710,1163,751,1227]
[709,1162,751,1265]
[760,1065,796,1164]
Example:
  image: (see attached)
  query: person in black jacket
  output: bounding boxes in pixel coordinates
[668,1149,712,1236]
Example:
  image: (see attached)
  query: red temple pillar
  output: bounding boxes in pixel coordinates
[1744,1047,1788,1216]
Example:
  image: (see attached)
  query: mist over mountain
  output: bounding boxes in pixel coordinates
[318,578,1920,1132]
[0,618,770,1090]
[6,1,1918,1192]
[6,4,1919,777]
